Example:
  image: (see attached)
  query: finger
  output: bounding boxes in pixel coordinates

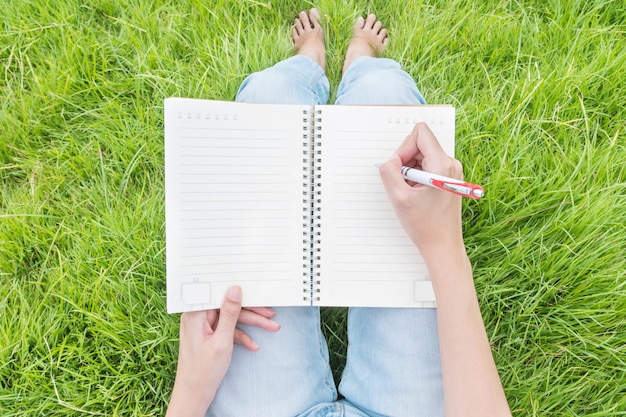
[397,123,459,178]
[408,123,461,179]
[234,328,260,351]
[238,309,281,332]
[243,306,276,318]
[379,153,413,204]
[393,123,435,163]
[429,157,463,181]
[206,309,219,328]
[410,123,448,164]
[214,286,243,339]
[180,310,212,337]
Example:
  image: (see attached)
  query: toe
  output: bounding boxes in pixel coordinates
[299,11,311,29]
[309,9,320,29]
[355,16,365,29]
[379,28,388,42]
[310,8,321,21]
[294,17,304,33]
[373,20,383,34]
[364,13,377,29]
[292,26,299,42]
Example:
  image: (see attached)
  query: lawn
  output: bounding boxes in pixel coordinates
[1,0,625,415]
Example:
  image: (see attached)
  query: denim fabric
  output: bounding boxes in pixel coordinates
[335,56,426,105]
[207,55,443,417]
[236,55,330,105]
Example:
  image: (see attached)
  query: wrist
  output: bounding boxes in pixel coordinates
[420,239,474,296]
[166,378,215,417]
[417,229,466,268]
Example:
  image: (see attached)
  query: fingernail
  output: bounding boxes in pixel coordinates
[226,286,242,302]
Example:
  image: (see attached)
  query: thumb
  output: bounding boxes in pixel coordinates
[215,286,243,337]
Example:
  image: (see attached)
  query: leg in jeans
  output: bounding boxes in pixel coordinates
[236,55,329,105]
[207,307,336,417]
[339,307,443,417]
[207,15,336,416]
[335,57,425,105]
[335,16,444,417]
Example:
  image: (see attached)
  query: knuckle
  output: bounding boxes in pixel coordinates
[220,305,240,322]
[440,157,462,177]
[442,158,456,172]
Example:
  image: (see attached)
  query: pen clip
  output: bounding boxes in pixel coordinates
[431,179,485,199]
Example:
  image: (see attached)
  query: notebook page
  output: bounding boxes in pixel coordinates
[165,99,310,313]
[315,105,455,307]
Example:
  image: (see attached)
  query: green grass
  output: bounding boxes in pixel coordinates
[1,0,624,415]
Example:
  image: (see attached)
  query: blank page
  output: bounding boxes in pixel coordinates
[314,105,455,307]
[165,99,310,312]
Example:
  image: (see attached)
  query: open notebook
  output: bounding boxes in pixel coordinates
[165,98,455,313]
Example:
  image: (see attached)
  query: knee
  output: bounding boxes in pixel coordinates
[362,70,425,104]
[338,69,426,104]
[236,69,304,104]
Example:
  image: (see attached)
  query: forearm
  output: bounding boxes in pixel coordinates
[166,379,215,417]
[423,242,511,417]
[378,123,510,415]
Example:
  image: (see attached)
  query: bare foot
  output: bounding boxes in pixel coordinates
[342,14,389,74]
[292,8,326,72]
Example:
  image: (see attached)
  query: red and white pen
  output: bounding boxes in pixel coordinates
[400,165,485,199]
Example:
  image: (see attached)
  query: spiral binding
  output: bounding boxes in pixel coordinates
[302,109,323,303]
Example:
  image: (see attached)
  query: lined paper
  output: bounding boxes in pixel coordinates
[165,98,455,312]
[315,105,455,307]
[165,99,310,312]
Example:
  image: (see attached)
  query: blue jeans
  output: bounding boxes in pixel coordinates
[207,56,442,417]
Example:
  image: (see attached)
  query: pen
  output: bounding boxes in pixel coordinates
[400,165,485,199]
